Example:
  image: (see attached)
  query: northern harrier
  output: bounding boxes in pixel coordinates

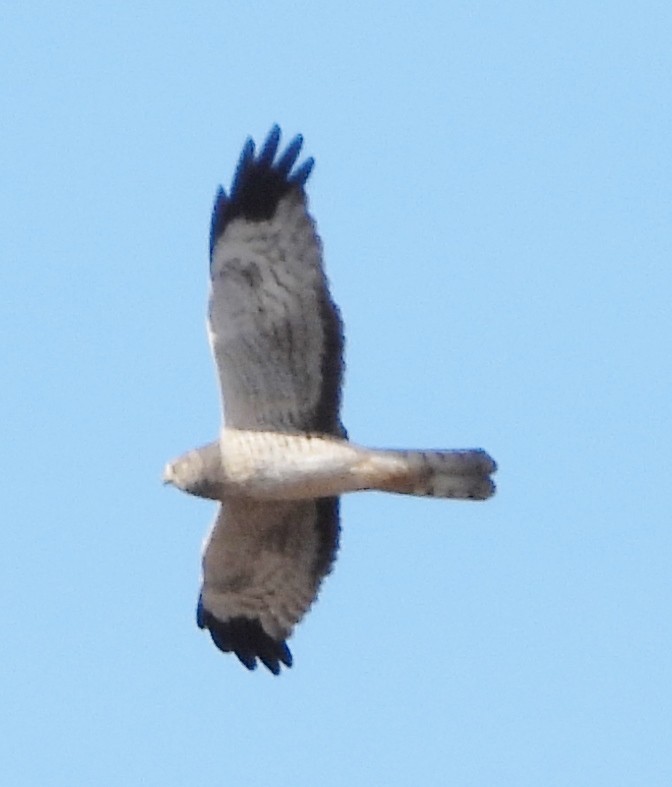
[164,126,497,674]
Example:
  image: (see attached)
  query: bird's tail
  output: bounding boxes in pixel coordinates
[361,447,497,500]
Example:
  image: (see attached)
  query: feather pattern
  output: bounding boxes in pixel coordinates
[201,128,344,672]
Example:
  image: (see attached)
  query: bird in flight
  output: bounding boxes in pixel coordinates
[163,126,497,674]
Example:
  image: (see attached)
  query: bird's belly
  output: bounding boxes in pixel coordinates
[218,429,367,500]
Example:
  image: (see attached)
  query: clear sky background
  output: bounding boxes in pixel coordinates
[2,2,670,785]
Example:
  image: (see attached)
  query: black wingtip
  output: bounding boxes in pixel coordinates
[209,187,227,256]
[197,597,293,675]
[275,134,304,177]
[229,137,256,198]
[209,126,314,258]
[257,124,281,167]
[289,157,315,186]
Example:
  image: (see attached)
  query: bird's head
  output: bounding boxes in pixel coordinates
[162,453,204,494]
[162,443,225,500]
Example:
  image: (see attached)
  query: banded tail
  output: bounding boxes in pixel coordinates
[360,447,497,500]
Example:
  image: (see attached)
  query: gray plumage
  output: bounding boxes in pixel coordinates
[163,126,497,674]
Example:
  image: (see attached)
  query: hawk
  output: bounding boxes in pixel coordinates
[163,126,497,674]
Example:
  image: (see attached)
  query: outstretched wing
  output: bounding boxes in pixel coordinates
[200,128,345,673]
[208,125,345,436]
[198,497,340,674]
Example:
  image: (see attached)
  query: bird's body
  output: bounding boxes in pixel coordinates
[168,430,496,501]
[164,127,497,674]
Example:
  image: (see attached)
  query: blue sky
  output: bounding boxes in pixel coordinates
[2,2,670,785]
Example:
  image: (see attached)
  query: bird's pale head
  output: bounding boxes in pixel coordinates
[162,453,204,494]
[162,442,225,500]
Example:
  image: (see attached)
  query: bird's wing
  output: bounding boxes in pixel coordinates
[198,496,340,674]
[208,125,345,436]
